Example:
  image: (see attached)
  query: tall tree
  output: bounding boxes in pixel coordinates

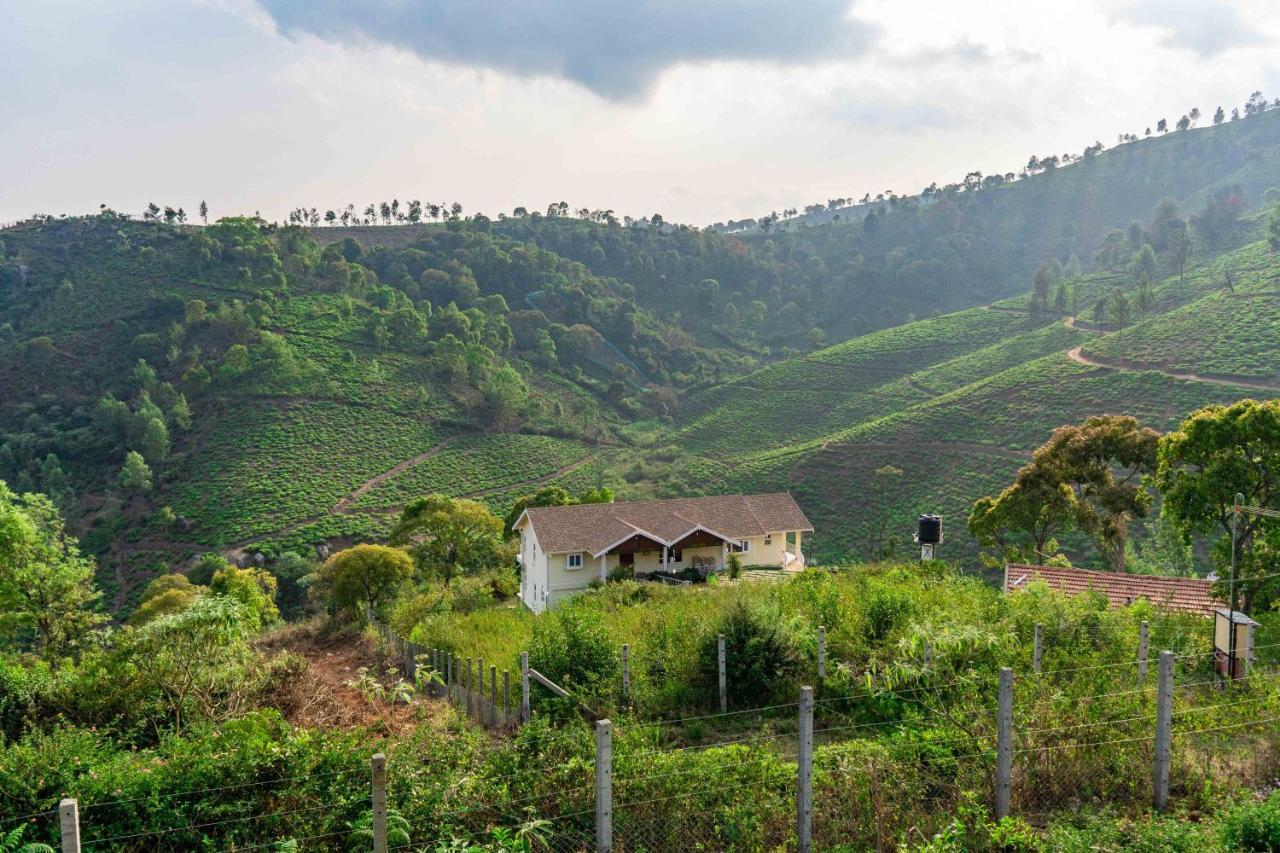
[1156,399,1280,610]
[0,482,104,658]
[969,416,1159,569]
[316,544,413,620]
[390,494,509,585]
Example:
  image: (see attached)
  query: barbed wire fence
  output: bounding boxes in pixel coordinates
[20,617,1280,851]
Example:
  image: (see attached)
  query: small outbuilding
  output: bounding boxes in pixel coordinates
[1004,563,1221,617]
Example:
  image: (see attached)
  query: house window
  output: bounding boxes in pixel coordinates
[739,539,751,553]
[672,549,683,563]
[764,534,772,545]
[567,553,583,569]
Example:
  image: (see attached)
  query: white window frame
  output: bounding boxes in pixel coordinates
[764,534,772,546]
[566,553,583,570]
[737,539,751,553]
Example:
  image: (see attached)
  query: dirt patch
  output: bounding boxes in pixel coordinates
[257,620,437,732]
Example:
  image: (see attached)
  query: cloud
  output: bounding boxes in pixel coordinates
[254,0,879,101]
[1112,0,1268,56]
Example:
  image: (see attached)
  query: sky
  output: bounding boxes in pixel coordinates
[3,0,1280,227]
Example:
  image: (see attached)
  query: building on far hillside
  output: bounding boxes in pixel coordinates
[1004,563,1220,617]
[514,493,813,613]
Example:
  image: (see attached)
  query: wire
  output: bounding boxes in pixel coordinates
[223,828,353,851]
[618,701,801,733]
[0,808,56,827]
[79,766,368,811]
[1178,713,1280,737]
[82,801,345,846]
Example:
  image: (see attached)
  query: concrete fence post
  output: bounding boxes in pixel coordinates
[58,798,80,853]
[521,651,531,723]
[477,658,485,719]
[797,686,814,853]
[371,753,388,853]
[717,634,727,713]
[1138,621,1150,683]
[996,667,1013,818]
[596,719,613,853]
[1033,624,1043,674]
[1154,650,1174,810]
[817,626,826,682]
[621,644,631,703]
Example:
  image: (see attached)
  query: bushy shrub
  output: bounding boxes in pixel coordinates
[1219,792,1280,851]
[701,598,804,706]
[529,605,615,698]
[863,585,915,642]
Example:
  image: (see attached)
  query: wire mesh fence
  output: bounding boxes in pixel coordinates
[17,613,1280,851]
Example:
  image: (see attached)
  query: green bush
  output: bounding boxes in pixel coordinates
[700,598,804,707]
[1219,792,1280,851]
[529,605,615,699]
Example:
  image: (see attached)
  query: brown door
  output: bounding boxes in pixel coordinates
[620,553,634,568]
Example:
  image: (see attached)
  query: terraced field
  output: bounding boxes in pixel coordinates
[1080,291,1280,382]
[347,433,596,510]
[673,236,1280,569]
[677,308,1032,456]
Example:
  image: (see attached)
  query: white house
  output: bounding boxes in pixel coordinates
[513,492,813,613]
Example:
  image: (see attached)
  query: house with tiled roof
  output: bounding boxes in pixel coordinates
[1004,563,1221,616]
[513,493,814,612]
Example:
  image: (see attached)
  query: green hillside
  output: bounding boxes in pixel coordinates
[5,108,1280,612]
[675,220,1280,568]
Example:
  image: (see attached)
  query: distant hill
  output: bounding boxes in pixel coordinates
[3,107,1280,611]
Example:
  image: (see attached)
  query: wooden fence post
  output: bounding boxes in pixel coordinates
[504,669,511,724]
[447,653,454,703]
[490,665,498,727]
[717,634,727,713]
[404,642,416,683]
[996,668,1013,818]
[58,798,80,853]
[466,658,475,718]
[596,719,613,853]
[371,753,388,853]
[621,644,630,703]
[1154,650,1173,810]
[797,686,814,853]
[521,651,531,723]
[1033,624,1043,674]
[817,626,826,682]
[1138,621,1149,683]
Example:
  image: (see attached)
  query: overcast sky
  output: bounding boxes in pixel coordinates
[3,0,1279,226]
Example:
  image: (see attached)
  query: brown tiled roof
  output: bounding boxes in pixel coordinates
[1004,564,1220,616]
[520,493,813,555]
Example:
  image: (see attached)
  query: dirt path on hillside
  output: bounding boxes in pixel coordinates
[1063,316,1105,333]
[1066,346,1280,391]
[824,440,1032,460]
[333,440,456,513]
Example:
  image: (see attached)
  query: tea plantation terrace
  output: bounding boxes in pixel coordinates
[513,492,813,611]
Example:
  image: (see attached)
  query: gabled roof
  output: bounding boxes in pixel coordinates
[518,493,813,555]
[1004,563,1221,617]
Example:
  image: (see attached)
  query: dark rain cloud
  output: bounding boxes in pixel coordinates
[256,0,879,101]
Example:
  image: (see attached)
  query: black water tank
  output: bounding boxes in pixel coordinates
[917,514,942,545]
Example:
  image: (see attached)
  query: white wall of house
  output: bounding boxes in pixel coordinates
[518,525,552,614]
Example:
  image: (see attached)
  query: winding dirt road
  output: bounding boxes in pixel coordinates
[1066,346,1280,391]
